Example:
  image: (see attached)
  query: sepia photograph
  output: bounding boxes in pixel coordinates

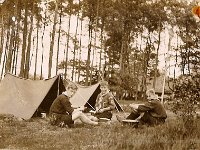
[0,0,200,149]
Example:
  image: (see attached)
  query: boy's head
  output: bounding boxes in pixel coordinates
[100,80,109,87]
[67,82,78,90]
[100,80,109,94]
[66,82,78,97]
[146,89,158,100]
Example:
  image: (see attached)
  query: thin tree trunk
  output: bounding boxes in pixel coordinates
[99,0,105,78]
[10,30,16,74]
[40,2,47,79]
[153,20,161,89]
[86,18,92,86]
[20,0,28,77]
[48,0,59,78]
[71,14,79,81]
[0,15,4,64]
[14,0,21,75]
[5,22,15,73]
[34,19,39,80]
[64,12,71,79]
[77,0,83,83]
[25,0,34,78]
[11,0,19,75]
[11,31,16,74]
[56,1,62,75]
[77,17,82,83]
[90,0,99,84]
[1,25,10,79]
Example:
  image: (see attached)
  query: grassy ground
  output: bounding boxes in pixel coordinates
[0,100,200,150]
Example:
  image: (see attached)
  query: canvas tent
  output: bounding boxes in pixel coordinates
[0,73,66,120]
[70,83,123,112]
[0,74,123,120]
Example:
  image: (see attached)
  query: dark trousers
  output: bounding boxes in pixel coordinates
[94,111,112,119]
[49,113,74,127]
[126,111,165,126]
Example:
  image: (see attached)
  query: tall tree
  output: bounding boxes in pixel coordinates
[48,0,59,78]
[24,0,35,78]
[19,0,28,77]
[71,4,80,81]
[56,0,62,75]
[64,0,73,79]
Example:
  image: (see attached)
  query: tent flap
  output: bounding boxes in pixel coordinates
[0,74,63,119]
[70,83,123,112]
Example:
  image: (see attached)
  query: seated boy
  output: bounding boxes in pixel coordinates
[49,82,98,127]
[116,89,167,126]
[90,80,116,121]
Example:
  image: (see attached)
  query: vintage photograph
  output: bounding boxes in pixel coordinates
[0,0,200,149]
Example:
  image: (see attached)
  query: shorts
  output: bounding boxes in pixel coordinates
[94,111,112,119]
[49,113,74,127]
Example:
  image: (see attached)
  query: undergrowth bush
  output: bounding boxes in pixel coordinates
[172,74,200,128]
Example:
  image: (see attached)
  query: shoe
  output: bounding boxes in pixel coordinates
[116,115,125,123]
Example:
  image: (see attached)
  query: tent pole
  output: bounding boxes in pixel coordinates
[76,92,96,110]
[57,74,60,96]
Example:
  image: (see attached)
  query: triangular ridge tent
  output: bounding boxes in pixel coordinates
[70,83,123,112]
[0,73,65,120]
[0,74,123,120]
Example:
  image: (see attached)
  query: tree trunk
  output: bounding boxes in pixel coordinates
[56,1,62,75]
[34,19,39,80]
[5,21,15,73]
[86,18,92,86]
[20,0,28,77]
[25,0,34,78]
[40,2,47,80]
[72,14,79,81]
[13,0,21,75]
[0,15,4,65]
[1,23,10,79]
[153,20,161,89]
[48,0,59,78]
[64,13,71,79]
[77,18,82,83]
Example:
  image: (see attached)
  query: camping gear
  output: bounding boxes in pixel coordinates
[0,73,65,120]
[0,73,123,120]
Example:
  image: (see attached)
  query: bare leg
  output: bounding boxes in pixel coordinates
[88,115,99,122]
[72,111,98,125]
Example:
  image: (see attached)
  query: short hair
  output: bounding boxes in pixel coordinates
[100,80,109,87]
[66,82,78,90]
[146,89,155,96]
[146,89,158,99]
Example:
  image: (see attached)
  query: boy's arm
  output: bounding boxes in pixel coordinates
[137,101,155,112]
[61,97,74,115]
[108,96,116,110]
[102,94,115,112]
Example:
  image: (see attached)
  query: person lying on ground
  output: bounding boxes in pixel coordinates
[49,82,98,128]
[90,80,116,122]
[116,89,167,126]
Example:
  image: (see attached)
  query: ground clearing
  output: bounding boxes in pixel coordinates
[0,100,199,150]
